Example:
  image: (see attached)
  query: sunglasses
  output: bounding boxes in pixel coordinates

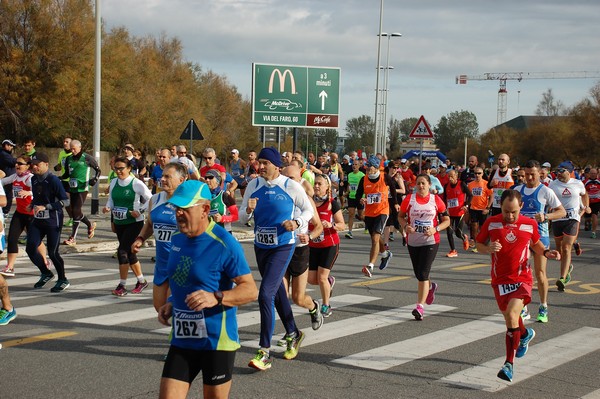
[475,172,483,175]
[203,157,212,160]
[16,162,29,166]
[556,168,568,174]
[114,167,127,171]
[205,175,216,180]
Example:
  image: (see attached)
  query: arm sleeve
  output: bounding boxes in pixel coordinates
[239,178,260,224]
[220,193,239,224]
[85,154,101,180]
[288,179,314,228]
[1,173,17,186]
[462,182,473,206]
[355,177,365,199]
[385,174,398,206]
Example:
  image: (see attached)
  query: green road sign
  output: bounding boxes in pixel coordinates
[252,63,340,128]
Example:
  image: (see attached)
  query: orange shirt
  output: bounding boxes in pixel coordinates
[363,174,390,217]
[467,179,493,210]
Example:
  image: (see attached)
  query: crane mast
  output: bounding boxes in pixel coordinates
[456,71,600,125]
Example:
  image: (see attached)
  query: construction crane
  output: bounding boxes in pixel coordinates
[455,71,600,125]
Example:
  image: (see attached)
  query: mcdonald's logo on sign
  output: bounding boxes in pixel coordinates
[268,68,296,94]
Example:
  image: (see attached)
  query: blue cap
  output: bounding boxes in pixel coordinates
[366,155,380,168]
[167,180,211,208]
[258,147,282,167]
[557,161,574,172]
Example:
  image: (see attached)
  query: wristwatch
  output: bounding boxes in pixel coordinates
[214,291,223,305]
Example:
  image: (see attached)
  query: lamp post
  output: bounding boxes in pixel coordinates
[373,0,384,156]
[378,32,401,156]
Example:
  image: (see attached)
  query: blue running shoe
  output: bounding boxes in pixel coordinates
[379,250,393,270]
[0,307,17,325]
[497,361,513,382]
[516,328,536,358]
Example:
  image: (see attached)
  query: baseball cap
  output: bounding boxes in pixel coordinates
[400,158,407,164]
[366,155,381,168]
[30,152,50,164]
[231,149,239,154]
[123,144,135,151]
[557,161,574,172]
[542,162,551,168]
[168,180,211,209]
[343,154,350,161]
[439,163,447,168]
[205,169,222,183]
[2,139,15,146]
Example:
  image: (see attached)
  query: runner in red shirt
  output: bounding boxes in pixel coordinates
[476,189,560,383]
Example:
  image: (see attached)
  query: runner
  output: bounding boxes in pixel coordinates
[399,159,416,192]
[103,157,152,297]
[382,162,405,249]
[0,139,16,218]
[476,189,560,382]
[0,187,14,324]
[240,147,313,371]
[467,167,493,252]
[308,173,345,317]
[344,159,365,239]
[443,169,472,257]
[205,169,239,234]
[61,140,101,246]
[53,137,74,225]
[548,161,589,291]
[132,162,187,311]
[398,174,450,320]
[584,167,600,239]
[228,149,247,197]
[487,153,514,216]
[338,154,352,209]
[460,155,480,185]
[355,156,398,277]
[149,148,171,194]
[174,145,200,180]
[157,180,257,399]
[199,147,226,183]
[0,156,50,277]
[26,153,70,292]
[513,160,566,322]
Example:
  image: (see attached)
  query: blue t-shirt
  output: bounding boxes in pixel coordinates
[167,221,251,351]
[150,191,177,285]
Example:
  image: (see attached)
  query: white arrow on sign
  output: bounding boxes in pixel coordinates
[319,90,328,111]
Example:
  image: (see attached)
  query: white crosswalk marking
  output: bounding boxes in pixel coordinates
[73,307,158,325]
[440,327,600,392]
[241,304,457,352]
[18,295,148,317]
[151,293,380,334]
[333,314,505,370]
[581,388,600,399]
[8,269,115,288]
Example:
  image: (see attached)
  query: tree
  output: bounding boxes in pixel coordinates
[387,118,402,157]
[343,115,374,155]
[434,110,479,154]
[535,88,566,117]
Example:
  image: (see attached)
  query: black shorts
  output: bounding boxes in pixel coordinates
[590,202,600,216]
[162,346,235,386]
[309,244,339,271]
[552,219,580,237]
[469,209,487,225]
[364,215,388,235]
[386,207,400,228]
[347,197,364,210]
[287,245,310,277]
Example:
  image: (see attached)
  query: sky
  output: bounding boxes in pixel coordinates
[102,0,600,135]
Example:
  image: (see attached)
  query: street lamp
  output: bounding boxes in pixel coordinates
[373,0,384,155]
[378,32,401,156]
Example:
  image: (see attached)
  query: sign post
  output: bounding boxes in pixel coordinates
[408,115,434,173]
[252,63,340,128]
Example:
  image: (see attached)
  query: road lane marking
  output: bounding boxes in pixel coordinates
[333,314,505,370]
[351,276,411,286]
[451,263,489,271]
[1,331,78,348]
[440,327,600,392]
[8,269,116,288]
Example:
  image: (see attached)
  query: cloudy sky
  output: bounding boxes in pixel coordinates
[103,0,600,134]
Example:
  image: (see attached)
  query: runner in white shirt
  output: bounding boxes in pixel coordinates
[548,161,590,291]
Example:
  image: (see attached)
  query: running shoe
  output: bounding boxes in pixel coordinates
[248,349,272,371]
[111,251,118,259]
[556,277,567,292]
[345,231,353,239]
[0,266,15,277]
[283,331,305,360]
[131,280,149,294]
[516,328,536,358]
[536,305,548,323]
[426,282,438,305]
[471,247,478,253]
[309,300,323,330]
[18,237,27,245]
[389,232,395,241]
[520,306,531,320]
[497,361,513,382]
[65,218,73,227]
[361,265,373,278]
[63,237,76,246]
[573,242,582,256]
[364,229,369,234]
[321,304,332,317]
[446,250,458,257]
[591,232,597,239]
[112,284,128,297]
[88,221,97,239]
[0,307,17,325]
[463,234,470,251]
[566,263,574,282]
[412,304,424,321]
[34,272,55,289]
[277,333,292,347]
[50,279,70,293]
[379,251,393,270]
[244,222,252,227]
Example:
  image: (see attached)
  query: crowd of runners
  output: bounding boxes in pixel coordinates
[0,137,595,397]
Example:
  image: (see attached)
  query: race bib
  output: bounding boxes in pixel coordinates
[493,189,505,207]
[13,186,22,198]
[414,219,433,234]
[311,231,325,243]
[472,187,483,196]
[34,209,50,219]
[173,309,207,339]
[565,207,576,219]
[447,198,459,208]
[366,193,382,205]
[499,282,521,296]
[154,223,177,242]
[256,226,278,246]
[112,207,129,220]
[69,178,78,188]
[349,184,357,192]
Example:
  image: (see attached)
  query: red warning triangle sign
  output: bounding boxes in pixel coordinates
[409,115,434,139]
[562,188,571,196]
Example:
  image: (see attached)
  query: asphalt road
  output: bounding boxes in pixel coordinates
[2,210,600,399]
